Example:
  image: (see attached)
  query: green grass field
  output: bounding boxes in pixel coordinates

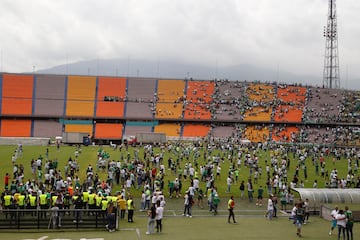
[0,144,357,239]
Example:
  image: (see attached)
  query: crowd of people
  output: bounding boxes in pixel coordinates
[0,138,359,237]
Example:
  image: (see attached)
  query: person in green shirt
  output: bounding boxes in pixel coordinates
[345,206,354,240]
[280,189,287,211]
[168,180,174,198]
[256,186,264,207]
[212,192,220,216]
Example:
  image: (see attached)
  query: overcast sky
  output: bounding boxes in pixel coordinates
[0,0,359,89]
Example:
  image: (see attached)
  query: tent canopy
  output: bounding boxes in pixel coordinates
[292,188,360,208]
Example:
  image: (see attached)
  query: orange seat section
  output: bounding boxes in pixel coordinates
[243,106,272,121]
[1,120,31,137]
[184,81,214,120]
[277,86,306,104]
[182,124,210,137]
[154,123,181,137]
[64,124,93,135]
[96,77,126,117]
[156,80,185,119]
[244,126,270,143]
[95,123,123,139]
[244,83,274,122]
[274,85,306,123]
[66,76,96,117]
[2,74,33,115]
[246,83,274,102]
[273,105,303,122]
[272,126,299,142]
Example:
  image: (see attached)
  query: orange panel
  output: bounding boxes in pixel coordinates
[243,106,272,122]
[66,76,96,117]
[156,80,185,119]
[154,123,180,137]
[1,120,31,137]
[182,124,210,137]
[244,126,270,143]
[184,81,214,120]
[2,74,33,115]
[95,123,123,139]
[65,124,93,135]
[246,83,274,102]
[273,105,303,122]
[277,86,306,104]
[96,77,126,117]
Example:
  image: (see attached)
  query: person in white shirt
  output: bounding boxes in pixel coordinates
[335,209,347,240]
[266,195,274,220]
[329,206,339,235]
[155,201,164,233]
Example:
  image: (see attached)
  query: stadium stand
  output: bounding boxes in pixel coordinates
[244,83,274,122]
[243,106,272,122]
[96,77,126,118]
[66,76,96,117]
[126,78,157,119]
[339,90,360,123]
[273,105,303,123]
[154,123,181,137]
[182,124,210,137]
[211,126,238,138]
[244,125,270,143]
[2,74,33,116]
[183,81,214,120]
[303,87,343,123]
[34,75,66,117]
[94,123,123,139]
[272,126,299,143]
[1,120,32,137]
[156,80,185,119]
[123,126,153,138]
[0,72,358,146]
[64,124,93,135]
[273,85,306,123]
[33,120,62,138]
[212,80,247,120]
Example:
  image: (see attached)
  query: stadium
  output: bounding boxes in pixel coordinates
[0,73,358,146]
[0,1,359,239]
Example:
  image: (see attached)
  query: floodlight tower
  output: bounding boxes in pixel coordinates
[323,0,340,89]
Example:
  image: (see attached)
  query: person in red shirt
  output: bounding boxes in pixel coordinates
[4,173,10,188]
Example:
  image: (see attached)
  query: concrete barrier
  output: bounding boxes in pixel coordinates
[0,137,50,146]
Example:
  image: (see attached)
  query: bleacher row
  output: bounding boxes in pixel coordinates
[0,74,359,145]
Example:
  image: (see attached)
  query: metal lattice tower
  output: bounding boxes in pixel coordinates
[323,0,340,89]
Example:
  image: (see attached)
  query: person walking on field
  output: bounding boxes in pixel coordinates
[336,209,346,240]
[329,206,339,235]
[345,206,354,240]
[146,203,156,235]
[155,200,164,233]
[295,202,305,237]
[227,195,236,224]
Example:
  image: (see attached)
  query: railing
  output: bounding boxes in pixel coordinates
[0,209,118,230]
